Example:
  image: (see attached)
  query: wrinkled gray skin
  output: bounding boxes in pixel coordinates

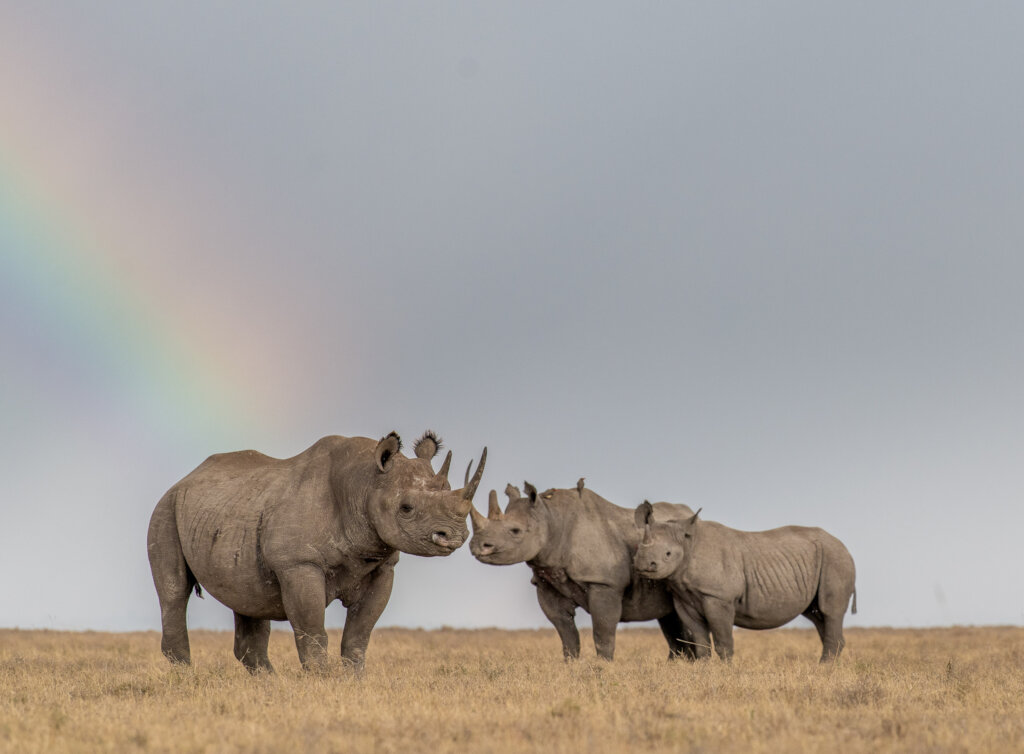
[469,482,698,661]
[147,430,486,673]
[633,502,857,663]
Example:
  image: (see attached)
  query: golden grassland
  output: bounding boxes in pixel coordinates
[1,626,1023,753]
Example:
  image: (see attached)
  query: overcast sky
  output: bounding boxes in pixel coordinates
[2,3,1022,635]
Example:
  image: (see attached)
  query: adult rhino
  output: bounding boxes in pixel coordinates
[633,502,856,662]
[469,481,697,661]
[147,431,486,672]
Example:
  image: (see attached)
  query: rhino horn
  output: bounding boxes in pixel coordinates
[469,498,487,532]
[487,489,503,519]
[457,447,487,502]
[435,450,452,482]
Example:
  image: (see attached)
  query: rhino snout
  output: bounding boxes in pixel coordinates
[431,528,463,551]
[471,540,495,557]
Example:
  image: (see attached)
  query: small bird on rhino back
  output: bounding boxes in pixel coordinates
[147,430,486,673]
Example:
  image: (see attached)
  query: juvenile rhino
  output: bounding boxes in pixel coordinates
[147,430,486,672]
[469,482,697,661]
[633,502,857,662]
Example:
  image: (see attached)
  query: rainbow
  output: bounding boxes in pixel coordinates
[0,29,277,447]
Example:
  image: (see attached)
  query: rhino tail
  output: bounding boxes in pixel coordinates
[185,561,204,599]
[851,588,857,615]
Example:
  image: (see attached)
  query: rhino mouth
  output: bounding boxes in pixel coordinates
[633,562,660,577]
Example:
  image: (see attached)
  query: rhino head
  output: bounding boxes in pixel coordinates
[632,500,701,579]
[365,431,487,557]
[468,482,547,565]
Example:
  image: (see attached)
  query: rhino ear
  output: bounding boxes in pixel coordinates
[678,508,702,541]
[634,500,654,529]
[505,483,521,502]
[375,431,402,473]
[413,430,442,460]
[523,482,538,505]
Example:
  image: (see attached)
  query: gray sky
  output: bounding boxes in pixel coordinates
[2,3,1023,633]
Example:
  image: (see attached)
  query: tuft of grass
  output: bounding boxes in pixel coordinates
[0,626,1022,752]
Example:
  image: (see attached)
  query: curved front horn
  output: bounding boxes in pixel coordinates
[461,447,488,500]
[487,489,502,519]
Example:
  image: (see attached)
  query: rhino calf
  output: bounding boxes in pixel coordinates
[147,431,486,672]
[469,482,697,662]
[633,502,857,663]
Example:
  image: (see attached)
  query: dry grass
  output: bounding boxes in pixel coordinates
[1,626,1023,753]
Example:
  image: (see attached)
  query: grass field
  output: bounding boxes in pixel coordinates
[1,625,1023,753]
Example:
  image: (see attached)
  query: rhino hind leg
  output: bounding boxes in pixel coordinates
[147,495,195,665]
[803,597,846,663]
[657,612,697,661]
[233,613,274,674]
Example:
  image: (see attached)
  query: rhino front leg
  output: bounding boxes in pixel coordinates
[339,560,396,672]
[657,612,697,661]
[702,596,737,662]
[233,612,274,674]
[278,565,330,671]
[587,584,623,661]
[535,582,580,660]
[673,596,713,659]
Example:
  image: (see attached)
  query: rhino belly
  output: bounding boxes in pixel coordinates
[734,577,816,630]
[176,498,286,619]
[619,580,675,622]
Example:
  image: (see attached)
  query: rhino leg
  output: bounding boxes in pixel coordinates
[804,597,846,663]
[340,560,396,672]
[587,585,624,661]
[535,582,580,660]
[147,495,194,665]
[657,612,697,661]
[278,565,329,671]
[672,596,713,660]
[702,597,736,662]
[233,612,274,674]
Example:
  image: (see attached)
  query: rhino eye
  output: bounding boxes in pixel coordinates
[510,527,522,536]
[399,503,414,514]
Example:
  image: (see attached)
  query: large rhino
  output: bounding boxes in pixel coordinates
[633,502,857,662]
[147,430,486,672]
[469,481,697,661]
